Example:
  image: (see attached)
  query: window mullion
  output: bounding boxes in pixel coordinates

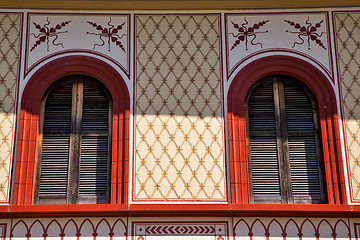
[273,78,293,204]
[67,79,84,204]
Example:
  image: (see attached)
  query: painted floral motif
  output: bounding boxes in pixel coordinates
[87,18,126,52]
[30,17,71,51]
[284,17,326,50]
[230,18,269,50]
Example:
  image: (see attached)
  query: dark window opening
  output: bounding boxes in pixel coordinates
[34,75,112,204]
[247,75,326,204]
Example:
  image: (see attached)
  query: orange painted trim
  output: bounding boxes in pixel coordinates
[320,117,335,204]
[333,114,348,203]
[0,204,359,218]
[227,55,345,204]
[327,115,341,203]
[13,55,130,205]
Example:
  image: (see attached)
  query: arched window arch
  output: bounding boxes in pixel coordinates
[35,75,112,204]
[13,56,130,205]
[247,75,326,204]
[228,56,346,204]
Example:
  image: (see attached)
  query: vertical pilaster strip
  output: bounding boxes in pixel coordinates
[334,12,360,201]
[0,13,21,203]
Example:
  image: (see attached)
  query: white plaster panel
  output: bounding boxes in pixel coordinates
[26,14,129,75]
[226,12,332,78]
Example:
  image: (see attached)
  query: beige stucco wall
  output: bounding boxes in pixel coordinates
[135,15,225,200]
[335,12,360,201]
[0,13,20,203]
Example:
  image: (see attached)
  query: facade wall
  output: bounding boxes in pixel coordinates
[0,6,359,240]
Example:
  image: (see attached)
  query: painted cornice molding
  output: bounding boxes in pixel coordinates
[1,0,360,10]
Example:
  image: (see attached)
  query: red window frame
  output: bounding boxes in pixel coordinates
[227,55,347,204]
[13,55,130,205]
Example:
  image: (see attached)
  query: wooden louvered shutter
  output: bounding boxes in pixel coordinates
[78,80,110,204]
[36,76,111,204]
[283,79,325,203]
[248,79,282,203]
[37,80,73,204]
[247,76,326,204]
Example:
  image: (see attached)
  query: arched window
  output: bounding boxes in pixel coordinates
[34,75,111,204]
[227,56,346,205]
[247,76,326,204]
[13,56,130,206]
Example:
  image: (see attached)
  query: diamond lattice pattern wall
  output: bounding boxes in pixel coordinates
[0,13,20,203]
[135,15,225,200]
[335,12,360,201]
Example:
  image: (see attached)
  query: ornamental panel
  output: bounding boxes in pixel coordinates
[334,12,360,201]
[133,222,228,240]
[233,217,351,240]
[0,13,21,203]
[226,12,332,79]
[135,15,225,201]
[10,218,127,240]
[26,14,130,76]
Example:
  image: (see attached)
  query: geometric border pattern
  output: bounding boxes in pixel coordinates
[233,218,351,239]
[8,218,352,240]
[10,218,127,239]
[133,221,227,240]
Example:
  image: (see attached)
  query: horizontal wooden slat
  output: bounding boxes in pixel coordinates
[38,76,111,204]
[39,136,70,196]
[248,79,281,197]
[250,135,280,196]
[248,77,324,203]
[284,79,315,133]
[43,80,72,133]
[288,136,321,196]
[284,79,322,199]
[248,80,276,134]
[79,136,109,197]
[82,80,109,132]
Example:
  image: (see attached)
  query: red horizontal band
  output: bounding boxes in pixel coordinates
[0,203,359,218]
